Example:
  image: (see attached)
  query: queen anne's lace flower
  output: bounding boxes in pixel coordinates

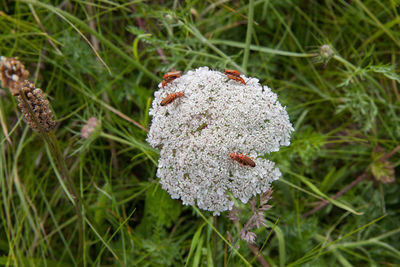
[147,67,293,215]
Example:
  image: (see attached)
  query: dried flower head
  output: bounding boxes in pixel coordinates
[319,44,334,60]
[228,189,273,243]
[0,56,30,96]
[17,80,55,132]
[240,230,257,244]
[81,117,99,139]
[147,67,293,215]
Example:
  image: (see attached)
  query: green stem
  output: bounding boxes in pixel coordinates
[179,21,244,72]
[332,55,357,71]
[193,207,252,267]
[18,89,84,262]
[332,54,387,97]
[213,216,217,265]
[210,39,316,58]
[242,0,254,73]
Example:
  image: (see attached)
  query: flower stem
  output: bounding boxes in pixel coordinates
[242,0,254,73]
[303,173,367,217]
[18,88,84,261]
[213,216,218,264]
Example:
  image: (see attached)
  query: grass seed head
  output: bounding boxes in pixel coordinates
[17,80,56,132]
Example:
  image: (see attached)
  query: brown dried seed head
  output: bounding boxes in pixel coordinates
[0,56,30,96]
[17,80,56,132]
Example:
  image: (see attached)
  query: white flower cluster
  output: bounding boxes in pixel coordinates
[147,67,293,215]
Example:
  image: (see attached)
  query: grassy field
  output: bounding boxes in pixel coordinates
[1,0,400,266]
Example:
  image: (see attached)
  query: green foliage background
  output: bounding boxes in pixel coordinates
[0,0,399,266]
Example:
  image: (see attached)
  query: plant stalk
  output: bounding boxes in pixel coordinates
[242,0,254,73]
[18,88,84,261]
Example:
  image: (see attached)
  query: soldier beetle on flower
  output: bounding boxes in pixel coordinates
[160,92,184,106]
[224,69,246,85]
[162,71,181,87]
[229,152,255,167]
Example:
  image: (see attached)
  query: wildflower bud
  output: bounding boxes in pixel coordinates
[0,56,30,96]
[147,67,294,215]
[319,44,334,60]
[17,80,56,132]
[164,14,174,23]
[81,117,99,139]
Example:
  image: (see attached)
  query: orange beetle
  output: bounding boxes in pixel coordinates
[229,152,256,167]
[224,69,241,76]
[224,69,246,85]
[160,92,184,106]
[162,71,181,87]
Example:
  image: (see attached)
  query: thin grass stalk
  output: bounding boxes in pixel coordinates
[180,22,244,72]
[17,87,84,261]
[193,207,252,266]
[213,216,217,265]
[242,0,254,73]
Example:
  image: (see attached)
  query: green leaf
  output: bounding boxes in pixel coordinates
[185,223,206,267]
[283,168,363,215]
[320,165,349,193]
[192,234,205,267]
[368,65,400,83]
[144,183,181,228]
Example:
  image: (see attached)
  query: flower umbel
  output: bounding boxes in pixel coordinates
[17,81,56,132]
[147,67,293,215]
[0,56,30,96]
